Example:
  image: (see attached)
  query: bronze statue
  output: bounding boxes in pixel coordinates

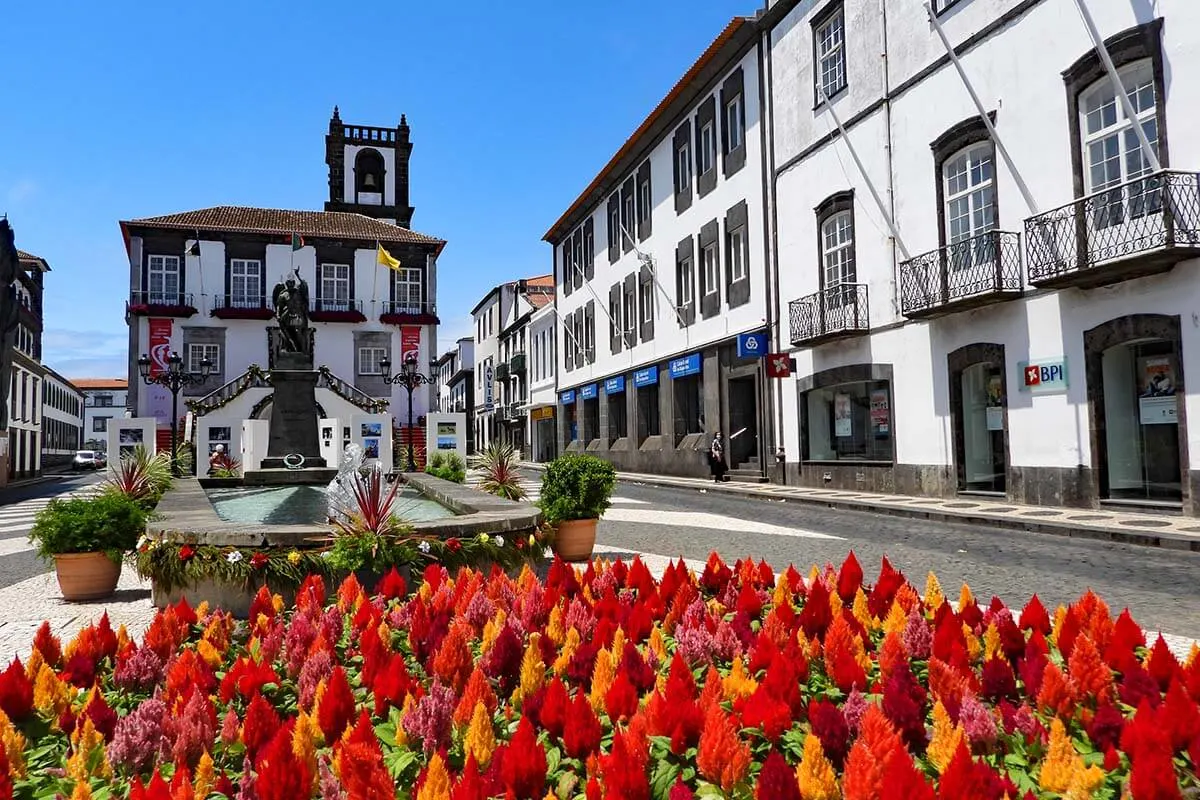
[271,267,311,356]
[0,220,20,432]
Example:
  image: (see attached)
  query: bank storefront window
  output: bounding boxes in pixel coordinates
[804,380,894,462]
[634,366,660,443]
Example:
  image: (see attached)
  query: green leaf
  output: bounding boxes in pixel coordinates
[694,782,727,799]
[650,759,680,799]
[384,748,420,781]
[546,745,562,775]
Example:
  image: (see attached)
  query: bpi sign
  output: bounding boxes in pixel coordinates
[1020,359,1068,394]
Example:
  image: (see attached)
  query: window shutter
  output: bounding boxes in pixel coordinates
[676,235,695,327]
[584,301,596,364]
[673,123,692,214]
[623,274,637,349]
[639,265,655,343]
[583,218,595,280]
[609,283,622,355]
[700,220,720,319]
[636,161,652,241]
[725,200,751,308]
[607,195,620,263]
[562,237,574,297]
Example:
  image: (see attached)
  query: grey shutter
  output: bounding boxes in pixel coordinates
[584,300,596,363]
[609,283,622,354]
[583,218,595,280]
[725,200,751,308]
[620,177,636,253]
[622,274,637,349]
[607,195,620,263]
[721,67,747,178]
[696,96,718,198]
[573,310,584,369]
[699,219,720,319]
[676,235,696,327]
[562,237,574,297]
[673,123,692,214]
[636,161,652,241]
[639,264,655,342]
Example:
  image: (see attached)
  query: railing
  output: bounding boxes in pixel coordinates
[341,124,397,144]
[900,231,1022,316]
[494,363,510,381]
[509,352,527,374]
[213,294,269,311]
[131,290,194,308]
[186,366,271,416]
[380,299,437,316]
[316,366,389,413]
[1025,170,1200,284]
[312,298,363,314]
[788,284,869,345]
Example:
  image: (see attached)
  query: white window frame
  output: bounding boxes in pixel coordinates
[821,210,856,290]
[725,94,744,152]
[358,346,387,376]
[728,227,747,283]
[699,122,715,175]
[393,267,423,312]
[320,263,351,310]
[943,142,997,271]
[623,290,636,337]
[609,203,622,253]
[229,258,262,306]
[187,343,219,375]
[815,9,847,101]
[677,141,692,192]
[639,177,652,224]
[678,256,694,312]
[639,279,653,324]
[147,255,180,305]
[702,243,719,297]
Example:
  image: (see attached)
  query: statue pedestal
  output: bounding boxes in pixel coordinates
[260,369,327,470]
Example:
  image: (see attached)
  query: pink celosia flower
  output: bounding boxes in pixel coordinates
[463,591,496,630]
[317,754,346,800]
[564,598,596,639]
[221,708,240,744]
[902,605,932,660]
[283,609,319,677]
[842,689,871,736]
[958,693,998,748]
[257,622,284,665]
[320,607,344,646]
[163,687,216,767]
[113,644,165,693]
[235,756,257,800]
[675,623,716,667]
[298,650,333,709]
[712,620,742,662]
[109,697,166,773]
[402,680,455,753]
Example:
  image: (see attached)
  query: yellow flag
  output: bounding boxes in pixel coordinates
[376,244,401,270]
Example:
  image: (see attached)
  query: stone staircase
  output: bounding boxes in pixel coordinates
[726,455,768,483]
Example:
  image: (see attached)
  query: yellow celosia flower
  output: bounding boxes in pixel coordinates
[852,588,877,633]
[1051,606,1068,646]
[66,718,110,781]
[419,582,433,603]
[958,583,974,612]
[546,605,565,647]
[24,648,44,682]
[589,647,615,713]
[287,550,302,566]
[194,751,216,799]
[377,622,392,647]
[722,656,758,703]
[416,752,452,800]
[982,623,1002,662]
[512,634,545,707]
[70,780,92,800]
[463,701,497,767]
[197,639,222,669]
[481,610,508,655]
[517,564,536,592]
[194,601,210,620]
[395,694,416,747]
[882,600,907,638]
[648,626,667,664]
[582,585,595,604]
[33,663,71,721]
[772,576,793,609]
[1188,643,1200,668]
[0,709,26,778]
[796,732,839,800]
[926,701,964,774]
[311,678,328,715]
[553,628,581,675]
[292,710,320,773]
[828,589,844,620]
[115,624,130,654]
[963,624,982,664]
[923,572,944,611]
[271,593,285,614]
[808,565,821,586]
[609,629,625,666]
[1040,718,1097,795]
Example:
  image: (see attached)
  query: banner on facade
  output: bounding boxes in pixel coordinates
[147,319,174,423]
[834,393,852,438]
[400,326,421,364]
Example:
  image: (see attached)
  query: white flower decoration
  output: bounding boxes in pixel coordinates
[543,547,554,559]
[494,536,505,548]
[418,541,431,554]
[225,551,243,564]
[320,550,332,559]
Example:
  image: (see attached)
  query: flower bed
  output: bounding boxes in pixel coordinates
[2,552,1198,799]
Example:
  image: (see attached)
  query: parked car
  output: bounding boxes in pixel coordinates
[71,451,106,471]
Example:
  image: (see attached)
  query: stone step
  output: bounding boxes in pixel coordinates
[725,469,769,484]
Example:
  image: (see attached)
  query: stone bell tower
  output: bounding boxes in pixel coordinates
[324,106,414,228]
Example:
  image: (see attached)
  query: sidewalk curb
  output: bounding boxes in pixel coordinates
[521,462,1200,553]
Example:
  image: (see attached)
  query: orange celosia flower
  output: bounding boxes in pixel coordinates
[512,634,545,708]
[546,604,565,646]
[23,648,43,683]
[0,708,27,778]
[723,656,758,703]
[823,614,869,693]
[589,647,615,713]
[32,663,70,721]
[292,710,320,773]
[982,623,1001,663]
[696,703,752,792]
[1067,634,1114,707]
[648,626,667,664]
[416,751,452,800]
[394,693,416,748]
[1051,605,1068,647]
[193,752,215,799]
[926,701,963,774]
[882,600,907,638]
[877,632,908,685]
[1037,662,1076,718]
[69,780,91,800]
[454,667,499,727]
[431,624,474,694]
[196,640,221,669]
[480,610,507,655]
[553,627,581,676]
[464,700,497,767]
[962,623,982,665]
[66,718,110,781]
[892,583,921,614]
[772,573,794,609]
[1039,717,1104,797]
[841,706,903,800]
[957,583,974,612]
[796,733,840,800]
[851,589,877,634]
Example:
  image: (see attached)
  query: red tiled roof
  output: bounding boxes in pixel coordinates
[71,378,128,390]
[543,17,752,243]
[17,250,50,270]
[123,206,446,248]
[524,274,555,288]
[528,292,554,310]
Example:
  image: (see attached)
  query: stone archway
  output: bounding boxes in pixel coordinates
[947,343,1009,495]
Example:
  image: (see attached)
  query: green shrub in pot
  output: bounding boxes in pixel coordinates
[537,454,616,561]
[29,493,148,600]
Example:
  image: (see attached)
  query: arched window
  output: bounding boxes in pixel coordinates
[942,141,996,271]
[815,191,856,305]
[355,149,385,194]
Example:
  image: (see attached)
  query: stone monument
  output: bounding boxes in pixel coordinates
[250,268,331,482]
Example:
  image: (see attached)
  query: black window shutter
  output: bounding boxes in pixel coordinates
[222,258,232,309]
[583,218,595,279]
[585,301,595,363]
[607,195,620,263]
[699,220,720,319]
[676,235,695,327]
[623,274,637,349]
[609,283,622,355]
[574,310,585,369]
[636,161,652,241]
[673,123,692,214]
[725,200,751,308]
[639,265,655,342]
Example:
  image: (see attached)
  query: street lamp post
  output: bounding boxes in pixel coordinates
[137,351,212,476]
[379,353,430,472]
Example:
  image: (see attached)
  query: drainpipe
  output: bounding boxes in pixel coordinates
[881,0,899,316]
[760,12,787,483]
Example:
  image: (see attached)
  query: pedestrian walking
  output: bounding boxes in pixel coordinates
[709,431,728,483]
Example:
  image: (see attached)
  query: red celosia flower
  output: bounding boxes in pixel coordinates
[1019,594,1051,634]
[340,739,396,800]
[823,613,868,693]
[868,557,906,619]
[600,729,650,800]
[605,669,639,723]
[219,656,280,704]
[31,621,61,667]
[798,579,833,639]
[61,652,96,688]
[980,657,1018,702]
[1146,635,1183,692]
[317,665,356,742]
[0,746,11,800]
[372,652,414,716]
[932,608,971,671]
[500,716,546,798]
[83,687,118,740]
[1121,701,1183,800]
[881,743,934,800]
[882,661,927,751]
[375,567,407,600]
[808,699,850,767]
[837,551,864,602]
[164,649,216,707]
[669,779,697,799]
[451,754,489,800]
[563,689,603,759]
[755,750,801,800]
[482,623,524,695]
[0,659,32,721]
[1104,609,1145,674]
[241,692,281,759]
[250,552,269,570]
[936,741,1008,800]
[130,771,172,800]
[178,545,196,562]
[648,653,705,754]
[1086,702,1126,753]
[248,585,276,622]
[1161,678,1200,753]
[841,705,902,800]
[1057,606,1083,661]
[295,573,327,613]
[738,684,793,742]
[700,552,733,596]
[1120,664,1162,710]
[697,703,752,792]
[536,677,569,739]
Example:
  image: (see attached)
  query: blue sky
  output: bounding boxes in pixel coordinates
[3,0,751,379]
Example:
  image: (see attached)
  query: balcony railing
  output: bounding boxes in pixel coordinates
[310,298,366,322]
[128,291,197,317]
[1025,170,1200,288]
[494,363,510,382]
[380,299,439,324]
[509,352,526,374]
[788,284,869,346]
[900,231,1022,318]
[212,294,273,320]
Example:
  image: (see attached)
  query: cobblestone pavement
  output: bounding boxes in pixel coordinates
[592,480,1200,647]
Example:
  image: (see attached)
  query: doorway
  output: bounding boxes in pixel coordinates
[949,343,1009,495]
[1101,339,1181,502]
[727,375,759,470]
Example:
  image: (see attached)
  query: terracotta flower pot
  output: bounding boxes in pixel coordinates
[553,518,598,562]
[53,552,122,601]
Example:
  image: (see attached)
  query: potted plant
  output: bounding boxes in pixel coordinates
[327,465,416,589]
[28,493,147,600]
[537,453,616,562]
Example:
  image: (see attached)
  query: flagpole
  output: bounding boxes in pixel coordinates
[373,240,380,320]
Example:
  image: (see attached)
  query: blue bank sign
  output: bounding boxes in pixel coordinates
[560,389,576,404]
[633,366,658,387]
[580,383,599,400]
[737,331,768,358]
[604,376,626,394]
[669,353,702,379]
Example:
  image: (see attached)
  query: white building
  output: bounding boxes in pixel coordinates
[76,379,128,453]
[763,0,1200,513]
[527,302,559,462]
[41,368,83,469]
[433,336,475,451]
[5,250,49,483]
[119,110,445,464]
[545,18,771,478]
[471,276,553,453]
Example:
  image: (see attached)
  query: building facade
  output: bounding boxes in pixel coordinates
[497,278,554,456]
[76,379,129,453]
[527,303,558,462]
[433,337,476,452]
[545,19,772,478]
[120,110,445,461]
[6,250,49,482]
[763,0,1200,513]
[41,369,83,468]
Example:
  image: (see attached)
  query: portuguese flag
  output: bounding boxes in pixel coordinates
[290,233,304,251]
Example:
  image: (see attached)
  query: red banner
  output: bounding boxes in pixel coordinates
[400,326,421,365]
[148,319,173,377]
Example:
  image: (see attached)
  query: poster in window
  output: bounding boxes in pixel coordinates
[834,393,852,438]
[986,373,1005,431]
[363,438,380,459]
[1138,356,1178,425]
[437,421,457,450]
[869,389,890,434]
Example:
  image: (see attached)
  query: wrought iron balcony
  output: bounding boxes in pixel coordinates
[1025,170,1200,289]
[900,231,1022,319]
[128,291,197,318]
[211,294,273,320]
[310,298,366,323]
[380,299,440,325]
[788,284,869,346]
[509,352,526,374]
[494,363,510,382]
